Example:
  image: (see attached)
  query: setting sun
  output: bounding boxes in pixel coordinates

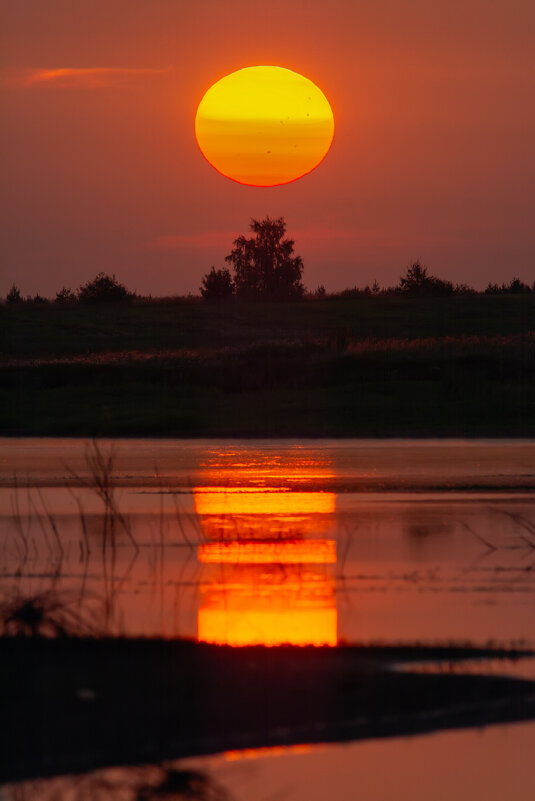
[195,66,335,187]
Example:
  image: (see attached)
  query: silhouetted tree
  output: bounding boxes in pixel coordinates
[508,277,531,294]
[55,287,77,304]
[485,277,531,295]
[77,272,132,304]
[398,262,453,296]
[200,267,234,300]
[225,216,304,300]
[6,284,22,304]
[454,283,476,295]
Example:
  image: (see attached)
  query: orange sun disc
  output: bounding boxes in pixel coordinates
[195,66,335,187]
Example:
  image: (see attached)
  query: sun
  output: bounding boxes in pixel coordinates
[195,66,335,187]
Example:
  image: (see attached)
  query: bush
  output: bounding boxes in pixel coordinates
[6,284,22,304]
[485,278,532,295]
[200,267,234,300]
[399,262,454,296]
[55,287,77,304]
[454,283,476,295]
[508,277,531,294]
[77,273,132,304]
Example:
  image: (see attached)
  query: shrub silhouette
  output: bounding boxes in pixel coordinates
[485,278,532,295]
[0,590,100,638]
[77,272,132,304]
[399,262,454,296]
[31,293,48,304]
[225,216,304,300]
[55,286,77,304]
[508,277,531,294]
[200,267,234,300]
[6,284,22,304]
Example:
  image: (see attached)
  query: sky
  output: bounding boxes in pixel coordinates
[1,0,534,296]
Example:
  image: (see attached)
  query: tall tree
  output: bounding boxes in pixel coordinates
[225,217,304,300]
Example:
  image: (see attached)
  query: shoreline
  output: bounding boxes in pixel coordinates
[3,639,535,783]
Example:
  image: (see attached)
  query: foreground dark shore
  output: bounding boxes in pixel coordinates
[3,638,535,784]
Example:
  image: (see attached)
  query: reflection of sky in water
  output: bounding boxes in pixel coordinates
[194,451,337,646]
[1,440,534,645]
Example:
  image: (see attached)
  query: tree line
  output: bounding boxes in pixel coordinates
[4,216,533,304]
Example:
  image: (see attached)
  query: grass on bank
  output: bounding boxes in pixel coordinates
[2,295,534,358]
[1,296,533,437]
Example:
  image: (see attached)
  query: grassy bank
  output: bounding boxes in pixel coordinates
[3,295,535,356]
[1,296,534,437]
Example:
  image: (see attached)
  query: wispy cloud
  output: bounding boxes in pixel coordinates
[150,226,368,254]
[3,67,168,90]
[151,232,236,251]
[292,225,360,245]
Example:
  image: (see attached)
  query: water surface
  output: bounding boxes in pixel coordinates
[2,438,534,799]
[1,439,534,646]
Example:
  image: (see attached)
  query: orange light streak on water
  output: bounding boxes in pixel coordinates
[195,457,338,647]
[194,488,335,517]
[224,744,314,761]
[198,539,336,564]
[198,560,337,647]
[198,601,337,646]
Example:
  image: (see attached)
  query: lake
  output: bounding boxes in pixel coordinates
[1,438,534,799]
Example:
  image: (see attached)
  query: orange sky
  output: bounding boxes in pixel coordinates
[1,0,534,295]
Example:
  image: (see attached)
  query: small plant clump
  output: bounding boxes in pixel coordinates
[55,286,77,304]
[136,768,231,801]
[0,590,101,638]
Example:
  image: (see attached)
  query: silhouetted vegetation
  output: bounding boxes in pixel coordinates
[200,267,234,300]
[485,277,533,295]
[398,262,454,296]
[55,286,77,304]
[6,284,22,304]
[0,591,100,638]
[2,259,533,436]
[77,272,133,304]
[4,260,533,305]
[2,325,534,436]
[216,215,304,300]
[135,768,230,801]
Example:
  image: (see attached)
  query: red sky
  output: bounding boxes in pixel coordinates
[1,0,534,296]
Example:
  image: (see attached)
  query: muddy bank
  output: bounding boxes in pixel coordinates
[3,638,535,783]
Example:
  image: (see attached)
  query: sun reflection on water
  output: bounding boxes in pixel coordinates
[194,450,337,646]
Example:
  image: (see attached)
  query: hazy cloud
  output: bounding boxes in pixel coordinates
[151,232,238,251]
[152,226,366,251]
[3,67,168,89]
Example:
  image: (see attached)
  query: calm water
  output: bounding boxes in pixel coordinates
[1,438,534,646]
[1,438,535,799]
